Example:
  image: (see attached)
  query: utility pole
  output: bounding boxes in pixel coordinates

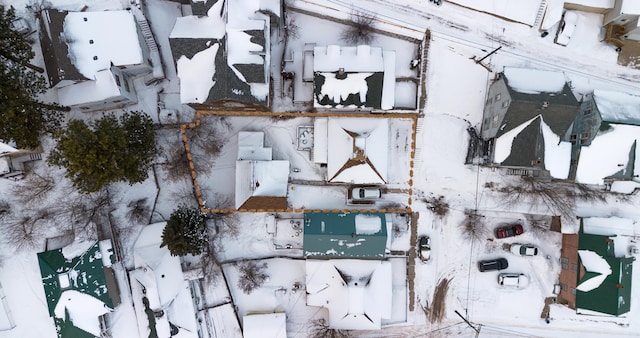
[471,46,501,72]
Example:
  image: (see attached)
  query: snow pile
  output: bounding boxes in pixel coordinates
[576,250,612,292]
[504,67,566,94]
[63,11,142,79]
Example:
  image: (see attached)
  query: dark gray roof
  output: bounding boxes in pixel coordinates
[39,9,87,86]
[191,0,219,16]
[314,72,384,109]
[497,79,580,138]
[501,116,545,168]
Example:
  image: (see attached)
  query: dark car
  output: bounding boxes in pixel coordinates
[418,236,431,262]
[495,224,524,239]
[478,258,508,272]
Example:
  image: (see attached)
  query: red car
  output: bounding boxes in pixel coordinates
[495,224,524,239]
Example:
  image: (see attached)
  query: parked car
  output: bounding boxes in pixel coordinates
[555,11,578,46]
[478,258,508,272]
[498,273,530,289]
[418,236,431,262]
[495,224,524,239]
[510,244,538,256]
[351,187,381,200]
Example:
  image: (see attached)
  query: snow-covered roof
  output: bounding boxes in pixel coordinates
[63,10,143,80]
[622,0,640,15]
[306,259,392,330]
[242,313,287,338]
[235,131,289,209]
[325,118,388,184]
[576,250,612,292]
[494,115,539,163]
[57,68,122,107]
[593,90,640,125]
[575,124,640,184]
[53,290,109,337]
[0,142,18,155]
[130,222,198,338]
[313,45,395,110]
[503,67,566,94]
[238,131,272,160]
[170,0,279,105]
[169,0,226,39]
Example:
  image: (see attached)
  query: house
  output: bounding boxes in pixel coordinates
[303,212,389,259]
[306,259,393,330]
[603,0,640,43]
[129,222,199,338]
[235,131,289,211]
[310,45,396,110]
[312,117,389,184]
[571,90,640,188]
[39,9,157,111]
[558,217,635,316]
[169,0,281,109]
[480,68,579,178]
[0,142,42,180]
[37,240,120,338]
[242,312,286,338]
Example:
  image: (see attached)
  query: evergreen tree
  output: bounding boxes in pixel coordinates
[0,5,65,149]
[161,206,208,256]
[49,111,157,193]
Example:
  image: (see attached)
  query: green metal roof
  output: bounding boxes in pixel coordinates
[575,224,634,316]
[37,242,114,337]
[303,212,387,259]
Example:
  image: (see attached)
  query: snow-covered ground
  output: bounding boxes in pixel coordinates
[2,0,640,338]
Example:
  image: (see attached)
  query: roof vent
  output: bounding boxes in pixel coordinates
[89,39,94,44]
[542,101,549,108]
[93,56,98,60]
[83,17,87,21]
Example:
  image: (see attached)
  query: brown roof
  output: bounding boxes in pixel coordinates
[238,196,287,211]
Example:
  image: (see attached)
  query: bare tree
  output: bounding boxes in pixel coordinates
[497,177,575,220]
[340,11,376,45]
[423,194,450,219]
[0,200,10,220]
[525,214,551,236]
[11,172,56,205]
[459,209,488,242]
[162,141,191,183]
[237,261,269,294]
[309,318,351,338]
[127,198,151,225]
[170,182,200,208]
[208,193,240,238]
[4,209,52,251]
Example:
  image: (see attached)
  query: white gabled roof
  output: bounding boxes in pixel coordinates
[326,118,388,184]
[238,131,272,160]
[306,259,392,330]
[235,160,289,208]
[64,10,143,80]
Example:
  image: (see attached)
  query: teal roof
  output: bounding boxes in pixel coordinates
[576,224,634,316]
[303,212,387,259]
[37,242,114,338]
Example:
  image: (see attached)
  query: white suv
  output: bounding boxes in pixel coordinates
[351,187,381,200]
[498,273,529,289]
